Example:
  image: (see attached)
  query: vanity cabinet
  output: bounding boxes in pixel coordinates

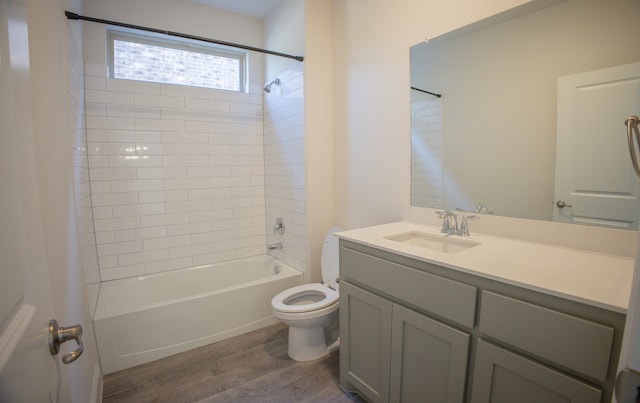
[339,240,626,403]
[340,281,469,403]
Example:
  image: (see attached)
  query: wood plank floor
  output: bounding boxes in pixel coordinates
[102,323,366,403]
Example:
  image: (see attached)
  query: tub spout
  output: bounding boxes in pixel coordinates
[268,242,283,250]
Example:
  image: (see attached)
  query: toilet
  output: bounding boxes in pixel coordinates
[271,226,342,361]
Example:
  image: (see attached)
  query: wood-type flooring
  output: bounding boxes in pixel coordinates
[102,323,365,403]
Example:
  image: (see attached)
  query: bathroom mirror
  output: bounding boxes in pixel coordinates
[410,0,640,228]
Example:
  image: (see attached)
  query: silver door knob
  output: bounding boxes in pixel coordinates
[556,200,573,208]
[48,319,84,364]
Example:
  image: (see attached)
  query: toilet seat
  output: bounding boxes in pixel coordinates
[271,283,339,313]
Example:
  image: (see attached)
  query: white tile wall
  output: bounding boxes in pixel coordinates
[85,63,267,281]
[411,93,443,208]
[264,69,308,277]
[68,22,101,315]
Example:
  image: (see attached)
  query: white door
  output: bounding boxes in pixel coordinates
[554,62,640,229]
[0,0,72,400]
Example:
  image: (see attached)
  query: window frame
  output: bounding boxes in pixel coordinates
[107,27,247,92]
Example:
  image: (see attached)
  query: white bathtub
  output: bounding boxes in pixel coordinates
[94,255,302,374]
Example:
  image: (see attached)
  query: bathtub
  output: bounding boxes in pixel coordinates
[94,255,302,374]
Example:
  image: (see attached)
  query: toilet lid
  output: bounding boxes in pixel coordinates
[271,283,339,313]
[321,226,343,290]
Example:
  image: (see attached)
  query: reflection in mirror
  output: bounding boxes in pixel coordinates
[410,0,640,229]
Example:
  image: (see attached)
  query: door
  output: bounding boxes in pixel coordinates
[0,0,69,400]
[554,62,640,229]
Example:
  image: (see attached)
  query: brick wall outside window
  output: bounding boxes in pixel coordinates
[113,39,241,91]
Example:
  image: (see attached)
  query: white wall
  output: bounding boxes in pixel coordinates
[263,0,308,277]
[263,0,334,284]
[84,70,266,281]
[68,4,102,317]
[304,0,334,283]
[263,69,307,274]
[80,0,271,281]
[332,0,531,229]
[264,0,304,82]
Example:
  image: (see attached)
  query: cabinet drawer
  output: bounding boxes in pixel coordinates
[341,246,477,328]
[479,291,614,381]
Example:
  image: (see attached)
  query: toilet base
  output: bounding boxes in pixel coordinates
[273,301,340,361]
[288,325,331,361]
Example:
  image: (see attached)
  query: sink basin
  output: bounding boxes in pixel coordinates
[385,231,479,254]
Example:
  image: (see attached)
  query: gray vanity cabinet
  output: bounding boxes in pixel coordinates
[340,243,475,403]
[340,281,470,403]
[339,239,626,403]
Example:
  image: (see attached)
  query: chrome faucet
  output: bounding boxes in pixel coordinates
[436,210,458,235]
[473,204,493,215]
[459,215,479,237]
[436,211,479,236]
[268,242,283,250]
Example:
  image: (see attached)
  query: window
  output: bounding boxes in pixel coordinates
[108,30,245,91]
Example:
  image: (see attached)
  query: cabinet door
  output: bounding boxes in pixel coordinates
[340,281,392,403]
[470,340,602,403]
[390,304,470,403]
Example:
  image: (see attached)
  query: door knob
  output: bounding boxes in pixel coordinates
[556,200,573,208]
[48,319,84,364]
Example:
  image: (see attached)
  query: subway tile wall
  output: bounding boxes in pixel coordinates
[264,69,308,278]
[68,23,101,314]
[85,63,269,281]
[410,93,443,209]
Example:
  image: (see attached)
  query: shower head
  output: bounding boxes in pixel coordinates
[263,78,280,93]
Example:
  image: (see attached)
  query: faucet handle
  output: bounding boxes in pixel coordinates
[273,217,285,235]
[436,210,450,233]
[459,215,479,237]
[437,210,458,234]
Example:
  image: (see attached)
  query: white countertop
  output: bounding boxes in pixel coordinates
[336,222,634,314]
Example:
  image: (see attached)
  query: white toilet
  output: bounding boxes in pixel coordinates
[271,226,342,361]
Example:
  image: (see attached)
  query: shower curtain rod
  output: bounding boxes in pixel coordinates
[64,11,304,62]
[411,86,442,98]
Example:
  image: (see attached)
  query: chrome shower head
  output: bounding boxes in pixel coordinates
[263,78,280,93]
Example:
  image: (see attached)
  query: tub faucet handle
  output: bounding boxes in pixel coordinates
[273,217,285,235]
